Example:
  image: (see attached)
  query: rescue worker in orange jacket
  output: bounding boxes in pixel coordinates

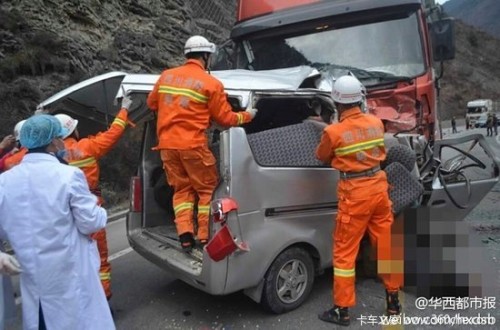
[0,120,28,172]
[146,35,258,251]
[316,76,402,326]
[55,96,132,301]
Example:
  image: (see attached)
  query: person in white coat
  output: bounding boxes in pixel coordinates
[0,114,115,330]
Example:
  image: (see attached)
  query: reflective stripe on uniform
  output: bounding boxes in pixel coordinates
[335,138,384,156]
[334,267,355,277]
[69,156,97,168]
[100,272,111,281]
[174,202,194,215]
[236,113,244,125]
[112,117,127,129]
[198,205,210,215]
[159,85,208,104]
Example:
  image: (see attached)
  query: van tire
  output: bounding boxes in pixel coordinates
[261,247,314,314]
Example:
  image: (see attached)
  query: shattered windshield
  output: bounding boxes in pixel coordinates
[233,11,425,86]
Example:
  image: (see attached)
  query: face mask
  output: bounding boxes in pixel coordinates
[55,149,67,160]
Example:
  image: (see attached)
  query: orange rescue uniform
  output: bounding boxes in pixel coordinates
[2,147,28,171]
[63,108,128,299]
[147,59,252,241]
[316,106,402,307]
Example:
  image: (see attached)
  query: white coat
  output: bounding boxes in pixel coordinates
[0,241,17,329]
[0,153,114,330]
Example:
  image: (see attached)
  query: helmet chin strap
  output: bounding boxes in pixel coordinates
[202,53,211,73]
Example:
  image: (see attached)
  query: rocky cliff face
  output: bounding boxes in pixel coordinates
[0,0,236,129]
[444,0,500,38]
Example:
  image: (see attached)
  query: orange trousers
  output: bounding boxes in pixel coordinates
[91,228,111,299]
[160,146,218,241]
[333,188,403,307]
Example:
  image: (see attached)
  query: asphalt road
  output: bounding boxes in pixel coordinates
[6,123,500,330]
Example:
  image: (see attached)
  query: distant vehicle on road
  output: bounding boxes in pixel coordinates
[466,99,499,128]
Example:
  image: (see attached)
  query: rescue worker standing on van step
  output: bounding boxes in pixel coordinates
[54,95,132,302]
[147,35,258,251]
[316,75,402,326]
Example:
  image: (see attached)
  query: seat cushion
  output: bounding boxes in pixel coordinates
[383,144,417,172]
[246,121,325,167]
[385,162,424,215]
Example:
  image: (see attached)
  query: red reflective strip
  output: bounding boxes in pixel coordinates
[130,176,142,212]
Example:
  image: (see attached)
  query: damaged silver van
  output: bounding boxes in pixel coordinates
[36,0,500,314]
[38,67,499,313]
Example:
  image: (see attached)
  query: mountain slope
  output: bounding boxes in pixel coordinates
[439,20,500,119]
[0,0,236,128]
[443,0,500,38]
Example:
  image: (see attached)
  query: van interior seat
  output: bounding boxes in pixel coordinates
[384,144,417,172]
[245,121,326,167]
[382,143,424,215]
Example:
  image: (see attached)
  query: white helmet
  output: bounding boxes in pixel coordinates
[55,113,78,139]
[331,75,364,104]
[184,35,216,55]
[13,119,27,141]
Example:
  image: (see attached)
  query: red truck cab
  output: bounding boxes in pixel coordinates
[222,0,455,142]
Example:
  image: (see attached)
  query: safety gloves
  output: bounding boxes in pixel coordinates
[0,252,21,275]
[121,95,133,111]
[245,106,258,119]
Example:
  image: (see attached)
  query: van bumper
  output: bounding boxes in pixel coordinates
[126,211,228,295]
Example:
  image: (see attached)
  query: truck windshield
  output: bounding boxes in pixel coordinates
[233,11,425,86]
[467,107,486,114]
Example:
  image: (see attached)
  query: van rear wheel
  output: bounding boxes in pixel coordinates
[261,247,314,314]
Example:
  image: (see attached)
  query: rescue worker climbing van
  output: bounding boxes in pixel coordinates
[37,0,499,314]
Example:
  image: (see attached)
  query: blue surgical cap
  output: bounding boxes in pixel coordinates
[19,114,69,149]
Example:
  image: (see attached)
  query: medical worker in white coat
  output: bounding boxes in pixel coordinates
[0,114,114,330]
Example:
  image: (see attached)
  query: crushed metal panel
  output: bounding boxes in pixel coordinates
[211,66,320,91]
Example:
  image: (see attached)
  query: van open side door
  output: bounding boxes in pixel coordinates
[36,72,153,136]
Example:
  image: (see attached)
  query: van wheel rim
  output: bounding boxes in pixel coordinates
[275,259,308,304]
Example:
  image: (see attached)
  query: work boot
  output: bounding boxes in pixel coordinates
[179,233,195,252]
[386,290,401,315]
[318,306,350,326]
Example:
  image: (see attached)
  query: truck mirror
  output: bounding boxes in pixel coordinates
[429,17,455,61]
